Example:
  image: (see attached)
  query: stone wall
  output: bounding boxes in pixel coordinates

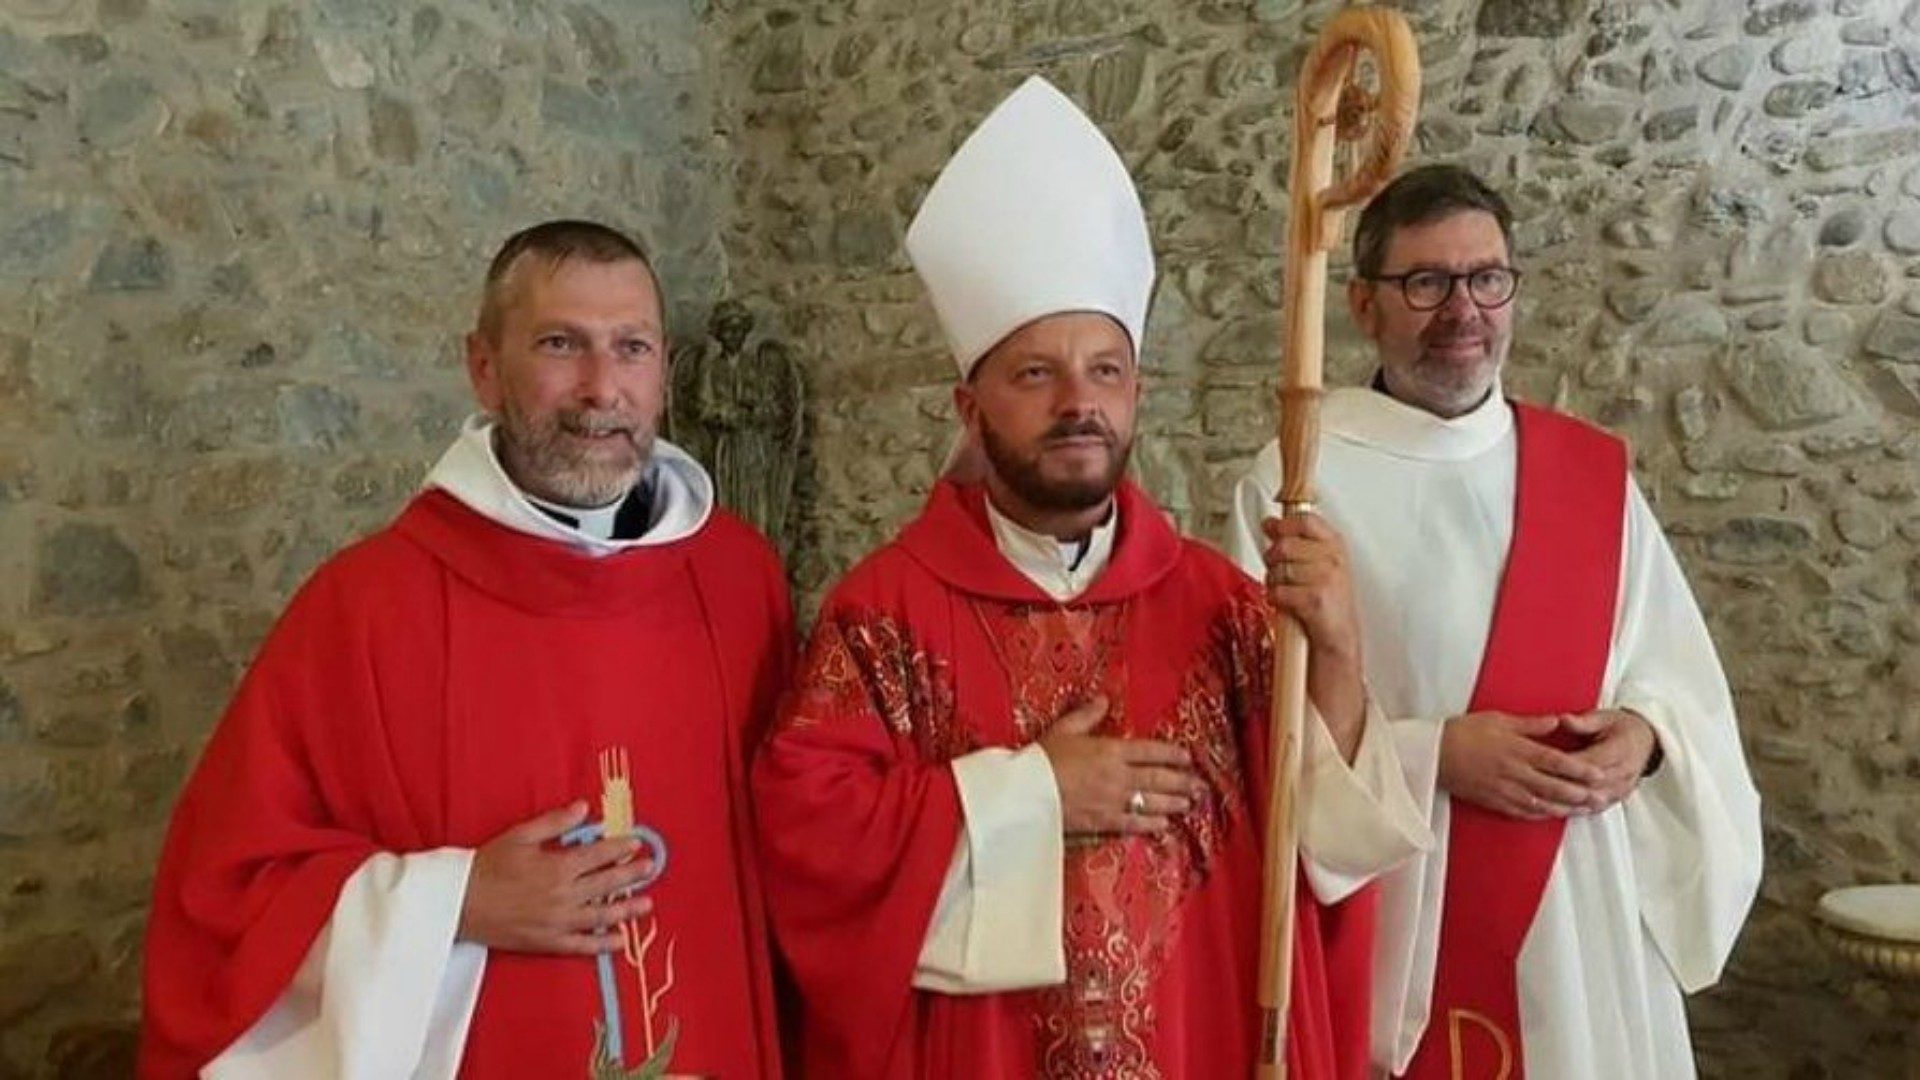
[713,0,1920,1074]
[4,0,1918,1074]
[0,1,729,1074]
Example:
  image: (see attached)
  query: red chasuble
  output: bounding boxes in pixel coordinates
[1402,405,1627,1080]
[753,479,1371,1079]
[140,491,792,1079]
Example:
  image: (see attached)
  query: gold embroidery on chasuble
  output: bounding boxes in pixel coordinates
[585,747,682,1079]
[788,611,972,761]
[788,595,1264,1079]
[968,602,1254,1080]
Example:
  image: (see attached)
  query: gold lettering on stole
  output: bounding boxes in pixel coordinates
[1447,1008,1514,1080]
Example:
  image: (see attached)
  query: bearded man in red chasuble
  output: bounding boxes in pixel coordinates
[752,77,1431,1080]
[141,221,790,1079]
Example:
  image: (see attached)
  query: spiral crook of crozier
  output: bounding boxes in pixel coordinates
[1334,84,1376,144]
[1298,13,1422,219]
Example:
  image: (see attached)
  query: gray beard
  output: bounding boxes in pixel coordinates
[494,407,651,508]
[1387,351,1505,420]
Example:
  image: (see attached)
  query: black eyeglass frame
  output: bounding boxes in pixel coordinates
[1361,267,1523,312]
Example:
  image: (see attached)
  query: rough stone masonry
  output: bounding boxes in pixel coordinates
[1,0,1917,1076]
[0,2,728,1075]
[710,0,1920,1075]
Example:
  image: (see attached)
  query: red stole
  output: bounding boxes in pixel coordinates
[1402,405,1627,1080]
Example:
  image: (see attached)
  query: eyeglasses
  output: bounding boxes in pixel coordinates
[1363,267,1521,312]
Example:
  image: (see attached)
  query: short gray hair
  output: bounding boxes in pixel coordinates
[478,220,660,342]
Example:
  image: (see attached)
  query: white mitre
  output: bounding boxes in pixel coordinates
[905,75,1155,377]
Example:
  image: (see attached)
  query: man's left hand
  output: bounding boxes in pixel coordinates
[1560,709,1660,812]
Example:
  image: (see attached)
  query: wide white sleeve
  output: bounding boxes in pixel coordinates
[913,745,1067,993]
[1225,441,1283,579]
[1231,442,1433,900]
[1299,700,1437,903]
[1608,481,1764,992]
[205,849,488,1079]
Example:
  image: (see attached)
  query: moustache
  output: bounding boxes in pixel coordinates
[557,410,643,440]
[1420,321,1492,347]
[1421,310,1491,340]
[1042,418,1115,444]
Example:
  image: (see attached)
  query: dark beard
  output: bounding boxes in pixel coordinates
[977,415,1130,512]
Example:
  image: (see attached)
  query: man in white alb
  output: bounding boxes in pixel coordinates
[1228,164,1762,1079]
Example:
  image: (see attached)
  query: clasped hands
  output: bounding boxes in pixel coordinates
[1261,512,1660,819]
[1438,708,1660,819]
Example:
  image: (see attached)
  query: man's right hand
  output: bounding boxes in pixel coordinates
[457,801,657,955]
[1438,712,1607,820]
[1039,696,1205,837]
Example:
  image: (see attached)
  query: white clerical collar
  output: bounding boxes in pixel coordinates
[522,489,624,541]
[1322,381,1513,463]
[422,415,714,557]
[984,495,1118,602]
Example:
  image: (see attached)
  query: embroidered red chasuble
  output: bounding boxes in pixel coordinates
[754,479,1371,1079]
[1401,404,1627,1080]
[140,492,791,1079]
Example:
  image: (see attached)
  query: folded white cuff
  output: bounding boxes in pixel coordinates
[914,745,1067,993]
[1301,702,1436,904]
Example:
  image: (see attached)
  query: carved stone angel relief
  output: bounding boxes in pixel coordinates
[667,300,806,555]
